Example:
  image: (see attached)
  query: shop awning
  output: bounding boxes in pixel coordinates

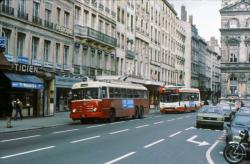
[4,72,44,89]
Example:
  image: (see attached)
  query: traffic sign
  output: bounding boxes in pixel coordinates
[0,37,7,48]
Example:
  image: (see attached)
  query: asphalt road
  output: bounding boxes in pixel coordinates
[0,112,248,164]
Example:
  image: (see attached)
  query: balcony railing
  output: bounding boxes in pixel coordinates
[44,20,53,29]
[74,25,117,47]
[55,24,73,35]
[18,10,28,20]
[32,16,42,25]
[0,4,14,16]
[126,50,135,59]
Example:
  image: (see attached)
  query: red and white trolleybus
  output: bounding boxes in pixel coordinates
[70,80,149,123]
[159,85,201,113]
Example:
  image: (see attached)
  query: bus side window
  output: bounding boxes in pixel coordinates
[115,88,121,98]
[121,88,126,98]
[110,88,114,98]
[102,87,107,98]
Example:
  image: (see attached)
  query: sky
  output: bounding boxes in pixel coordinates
[168,0,222,42]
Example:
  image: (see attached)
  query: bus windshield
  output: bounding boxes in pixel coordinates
[72,88,99,100]
[160,94,179,103]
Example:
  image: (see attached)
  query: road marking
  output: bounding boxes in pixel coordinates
[219,151,223,155]
[0,135,41,143]
[87,124,106,128]
[1,146,55,159]
[110,121,125,125]
[169,131,182,138]
[206,140,219,164]
[187,135,210,146]
[144,139,165,148]
[135,124,149,129]
[104,152,136,164]
[177,117,183,120]
[185,127,196,131]
[167,119,175,122]
[52,129,79,134]
[154,116,162,118]
[70,136,101,143]
[185,115,191,118]
[109,129,129,135]
[153,121,164,125]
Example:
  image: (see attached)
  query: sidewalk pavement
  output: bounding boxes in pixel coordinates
[0,109,159,134]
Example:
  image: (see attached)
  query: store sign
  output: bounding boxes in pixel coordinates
[17,56,29,64]
[5,53,14,62]
[11,82,43,89]
[32,59,43,66]
[122,99,134,109]
[44,61,54,68]
[13,63,38,73]
[56,63,63,69]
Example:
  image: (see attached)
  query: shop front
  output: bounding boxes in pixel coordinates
[0,71,44,118]
[55,76,82,112]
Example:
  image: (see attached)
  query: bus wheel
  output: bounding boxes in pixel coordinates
[80,119,86,124]
[135,106,139,119]
[109,109,116,122]
[139,106,144,119]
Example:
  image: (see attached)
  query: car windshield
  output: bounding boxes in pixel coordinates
[232,115,250,127]
[72,88,99,100]
[200,106,222,114]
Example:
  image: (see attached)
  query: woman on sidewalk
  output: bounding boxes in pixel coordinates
[14,98,23,120]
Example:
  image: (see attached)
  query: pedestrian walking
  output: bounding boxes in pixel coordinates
[14,98,23,120]
[1,91,13,128]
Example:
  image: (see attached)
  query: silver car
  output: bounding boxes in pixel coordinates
[196,106,224,129]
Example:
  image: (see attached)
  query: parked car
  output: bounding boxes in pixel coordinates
[225,112,250,143]
[238,107,250,114]
[196,105,224,129]
[217,103,233,122]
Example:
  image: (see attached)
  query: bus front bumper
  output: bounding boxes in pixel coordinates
[70,111,107,120]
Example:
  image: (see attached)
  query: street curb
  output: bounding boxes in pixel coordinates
[0,112,160,134]
[0,123,69,134]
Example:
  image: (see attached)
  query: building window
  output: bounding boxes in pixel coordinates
[229,19,238,28]
[91,14,96,29]
[63,45,69,65]
[45,9,51,22]
[98,20,103,32]
[18,0,25,13]
[17,33,25,56]
[57,8,61,24]
[64,11,69,27]
[75,6,81,24]
[121,9,125,24]
[32,37,39,59]
[44,40,50,62]
[131,15,134,32]
[247,18,250,28]
[56,43,60,63]
[117,32,120,47]
[84,10,89,25]
[117,7,120,22]
[247,45,250,62]
[33,1,39,18]
[230,76,238,95]
[229,45,238,62]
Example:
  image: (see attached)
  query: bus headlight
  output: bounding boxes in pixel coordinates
[93,108,97,112]
[72,109,76,113]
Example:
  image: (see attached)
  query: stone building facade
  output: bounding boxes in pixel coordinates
[220,0,250,98]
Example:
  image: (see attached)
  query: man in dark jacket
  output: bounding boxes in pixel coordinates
[1,90,13,128]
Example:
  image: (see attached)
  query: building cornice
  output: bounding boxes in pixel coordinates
[162,0,177,16]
